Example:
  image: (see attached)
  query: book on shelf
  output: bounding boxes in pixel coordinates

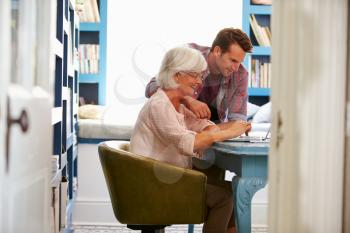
[249,58,272,88]
[76,3,83,13]
[60,177,68,229]
[251,0,272,5]
[250,15,271,46]
[78,44,99,74]
[265,27,272,42]
[91,0,100,22]
[78,0,100,23]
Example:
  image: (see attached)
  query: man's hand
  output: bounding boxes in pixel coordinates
[245,122,252,135]
[245,122,252,136]
[182,96,211,119]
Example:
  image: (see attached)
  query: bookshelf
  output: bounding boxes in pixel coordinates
[52,0,79,232]
[78,0,107,105]
[242,0,271,105]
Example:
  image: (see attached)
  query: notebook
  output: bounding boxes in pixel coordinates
[227,126,271,143]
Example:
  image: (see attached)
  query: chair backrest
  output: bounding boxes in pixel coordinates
[98,141,207,225]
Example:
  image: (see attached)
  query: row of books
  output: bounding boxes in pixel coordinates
[250,15,271,46]
[76,0,100,23]
[79,44,99,73]
[248,59,272,88]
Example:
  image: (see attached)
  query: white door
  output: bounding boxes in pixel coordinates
[0,0,55,232]
[268,0,348,232]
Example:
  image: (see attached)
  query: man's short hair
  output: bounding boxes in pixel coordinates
[211,28,253,53]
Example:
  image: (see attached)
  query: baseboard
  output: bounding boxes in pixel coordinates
[72,199,117,225]
[252,224,268,233]
[252,202,268,226]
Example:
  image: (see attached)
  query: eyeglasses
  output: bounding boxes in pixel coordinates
[179,71,205,81]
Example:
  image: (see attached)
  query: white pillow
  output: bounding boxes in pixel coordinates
[247,102,261,119]
[252,102,271,123]
[78,104,105,119]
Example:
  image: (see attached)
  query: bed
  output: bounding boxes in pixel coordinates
[78,119,133,143]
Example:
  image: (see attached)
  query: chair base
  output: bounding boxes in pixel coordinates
[141,230,164,233]
[127,224,167,233]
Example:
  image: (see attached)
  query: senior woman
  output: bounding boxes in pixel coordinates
[130,46,250,233]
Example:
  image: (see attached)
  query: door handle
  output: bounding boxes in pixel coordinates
[276,110,284,149]
[5,97,29,173]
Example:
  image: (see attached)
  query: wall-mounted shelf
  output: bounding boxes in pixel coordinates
[54,38,63,58]
[68,0,75,10]
[63,18,70,34]
[78,0,108,105]
[53,0,79,231]
[73,147,78,161]
[52,107,63,125]
[51,169,63,188]
[248,87,270,96]
[242,0,272,103]
[67,133,73,150]
[79,73,100,82]
[62,86,70,100]
[252,46,271,55]
[248,5,271,14]
[80,22,100,31]
[61,151,67,169]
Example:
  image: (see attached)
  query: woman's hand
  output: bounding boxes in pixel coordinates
[194,121,251,150]
[228,120,251,138]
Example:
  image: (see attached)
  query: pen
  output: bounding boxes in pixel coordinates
[263,127,271,141]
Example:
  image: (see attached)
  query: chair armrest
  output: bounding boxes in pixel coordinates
[99,145,207,225]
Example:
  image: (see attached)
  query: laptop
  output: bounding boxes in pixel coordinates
[227,126,271,143]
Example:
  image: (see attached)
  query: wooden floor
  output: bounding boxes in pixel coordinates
[73,224,203,233]
[73,224,267,233]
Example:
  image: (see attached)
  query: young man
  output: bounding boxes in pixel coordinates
[145,28,253,123]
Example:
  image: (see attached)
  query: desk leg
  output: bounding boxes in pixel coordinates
[187,224,194,233]
[232,176,266,233]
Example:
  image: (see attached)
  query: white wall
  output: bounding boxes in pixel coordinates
[105,0,243,125]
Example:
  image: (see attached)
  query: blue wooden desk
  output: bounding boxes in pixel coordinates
[211,141,269,233]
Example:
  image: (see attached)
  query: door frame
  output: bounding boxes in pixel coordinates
[0,0,10,229]
[344,7,350,233]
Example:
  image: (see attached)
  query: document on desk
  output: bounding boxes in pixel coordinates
[224,170,236,181]
[227,123,271,143]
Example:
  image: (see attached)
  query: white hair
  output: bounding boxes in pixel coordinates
[156,46,207,89]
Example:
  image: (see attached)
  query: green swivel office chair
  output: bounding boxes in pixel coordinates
[98,141,207,233]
